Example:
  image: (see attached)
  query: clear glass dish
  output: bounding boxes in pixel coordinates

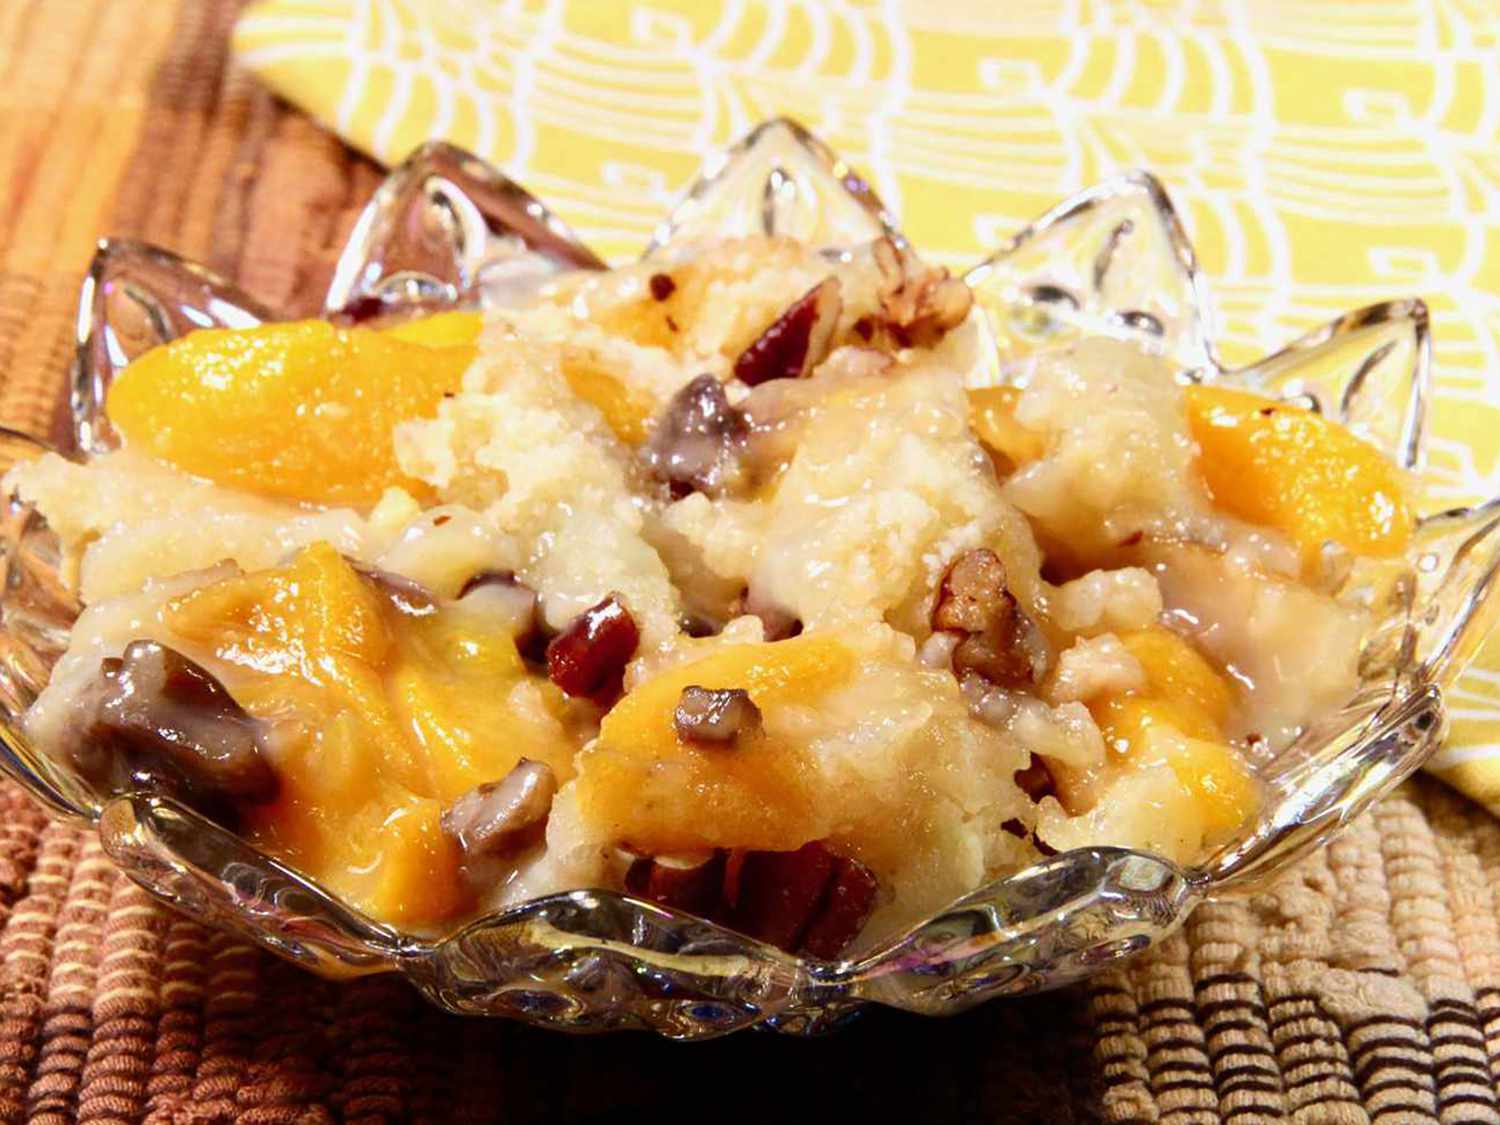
[0,119,1495,1038]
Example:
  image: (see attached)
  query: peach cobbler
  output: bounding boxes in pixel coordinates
[8,235,1412,957]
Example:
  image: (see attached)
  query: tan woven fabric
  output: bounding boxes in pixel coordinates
[2,2,1500,1121]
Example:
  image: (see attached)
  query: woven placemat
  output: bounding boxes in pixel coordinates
[2,3,1500,1121]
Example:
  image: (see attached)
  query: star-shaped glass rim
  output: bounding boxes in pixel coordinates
[0,118,1492,1037]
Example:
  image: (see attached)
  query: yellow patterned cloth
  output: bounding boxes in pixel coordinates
[233,0,1500,811]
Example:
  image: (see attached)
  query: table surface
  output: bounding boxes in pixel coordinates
[2,3,1500,1122]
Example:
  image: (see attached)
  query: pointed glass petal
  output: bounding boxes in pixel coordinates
[1203,683,1444,889]
[0,427,93,824]
[325,140,605,318]
[71,240,269,455]
[647,117,901,257]
[1409,497,1500,689]
[963,172,1218,378]
[99,794,402,976]
[1229,299,1430,469]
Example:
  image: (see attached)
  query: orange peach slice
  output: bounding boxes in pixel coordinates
[164,543,573,926]
[577,636,855,854]
[1185,384,1412,566]
[106,318,476,506]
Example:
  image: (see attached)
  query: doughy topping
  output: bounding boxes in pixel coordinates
[7,233,1413,955]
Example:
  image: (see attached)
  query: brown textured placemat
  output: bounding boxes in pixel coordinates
[2,3,1500,1121]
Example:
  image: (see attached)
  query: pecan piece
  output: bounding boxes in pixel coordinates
[441,759,557,860]
[545,594,640,700]
[933,549,1049,687]
[623,849,726,916]
[733,277,843,386]
[729,842,878,959]
[640,374,749,498]
[872,237,973,348]
[76,640,277,824]
[673,686,762,745]
[798,856,880,961]
[619,841,879,958]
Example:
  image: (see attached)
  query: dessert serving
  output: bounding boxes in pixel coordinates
[0,123,1486,1034]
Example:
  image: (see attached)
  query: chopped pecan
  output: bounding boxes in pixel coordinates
[932,549,1049,687]
[871,237,973,349]
[933,549,1010,633]
[673,686,762,745]
[641,374,749,499]
[733,277,843,386]
[620,841,878,959]
[729,842,878,959]
[545,594,640,700]
[797,855,880,961]
[76,640,277,824]
[624,849,725,916]
[441,759,557,862]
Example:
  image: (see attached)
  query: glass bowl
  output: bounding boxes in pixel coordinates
[0,119,1495,1039]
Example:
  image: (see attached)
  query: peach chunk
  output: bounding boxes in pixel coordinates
[1116,628,1233,730]
[576,636,856,854]
[381,310,482,348]
[163,543,573,926]
[1090,626,1258,841]
[1164,735,1260,839]
[1185,385,1413,566]
[967,386,1045,472]
[105,318,476,507]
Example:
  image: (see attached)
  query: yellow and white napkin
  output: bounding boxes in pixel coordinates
[233,0,1500,812]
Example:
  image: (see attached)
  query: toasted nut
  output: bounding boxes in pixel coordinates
[733,277,843,386]
[620,840,879,957]
[623,849,726,915]
[953,628,1048,688]
[673,686,763,745]
[933,549,1049,687]
[641,374,750,499]
[728,841,878,958]
[797,854,879,960]
[441,758,558,862]
[77,640,277,824]
[871,237,973,349]
[545,594,640,700]
[933,548,1010,633]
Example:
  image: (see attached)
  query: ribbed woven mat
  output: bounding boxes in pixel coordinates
[2,3,1500,1121]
